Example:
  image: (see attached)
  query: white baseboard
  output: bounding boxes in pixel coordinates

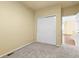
[0,41,34,58]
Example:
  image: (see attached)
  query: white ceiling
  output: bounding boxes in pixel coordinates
[22,1,79,10]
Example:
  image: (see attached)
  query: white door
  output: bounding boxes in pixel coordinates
[37,16,56,45]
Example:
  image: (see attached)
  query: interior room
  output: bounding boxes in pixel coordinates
[0,1,79,58]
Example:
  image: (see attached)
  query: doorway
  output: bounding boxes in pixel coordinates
[62,13,79,47]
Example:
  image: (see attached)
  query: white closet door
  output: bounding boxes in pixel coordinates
[37,16,56,45]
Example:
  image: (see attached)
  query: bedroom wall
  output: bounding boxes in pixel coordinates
[0,1,35,56]
[62,4,79,16]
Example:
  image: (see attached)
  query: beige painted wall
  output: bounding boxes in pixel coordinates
[0,2,35,55]
[35,5,62,46]
[62,4,79,16]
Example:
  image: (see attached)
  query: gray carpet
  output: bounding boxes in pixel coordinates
[2,42,79,58]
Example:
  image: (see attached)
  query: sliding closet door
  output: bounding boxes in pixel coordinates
[37,16,56,45]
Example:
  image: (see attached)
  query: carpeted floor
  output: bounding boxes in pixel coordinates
[2,42,79,58]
